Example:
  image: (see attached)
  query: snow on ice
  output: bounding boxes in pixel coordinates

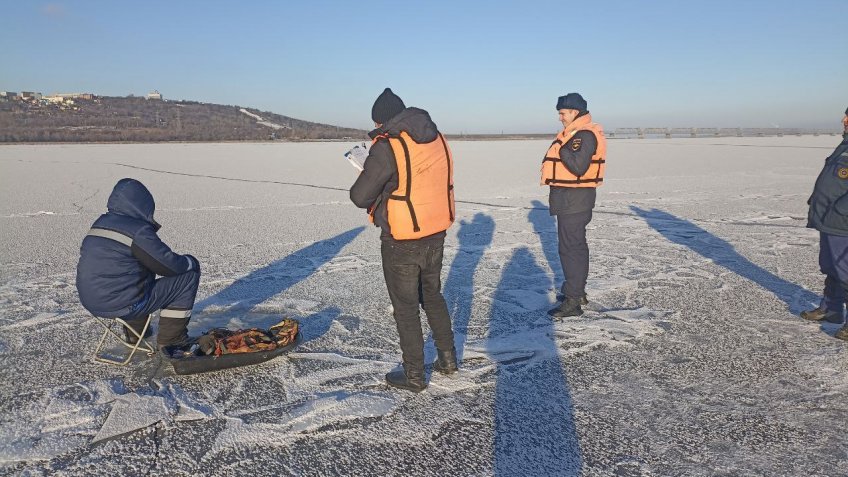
[1,137,847,475]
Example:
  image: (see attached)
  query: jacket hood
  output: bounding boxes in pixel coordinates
[106,178,160,228]
[369,107,439,143]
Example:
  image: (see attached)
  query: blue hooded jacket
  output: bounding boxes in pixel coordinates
[807,134,848,236]
[76,179,196,317]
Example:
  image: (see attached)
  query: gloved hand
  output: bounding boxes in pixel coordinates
[185,254,201,272]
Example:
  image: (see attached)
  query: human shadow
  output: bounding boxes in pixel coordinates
[298,306,342,345]
[630,206,817,314]
[529,199,564,290]
[191,227,364,331]
[488,247,581,475]
[438,213,496,359]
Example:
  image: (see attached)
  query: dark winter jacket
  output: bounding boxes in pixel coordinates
[350,107,447,241]
[549,122,598,216]
[76,179,197,317]
[808,135,848,236]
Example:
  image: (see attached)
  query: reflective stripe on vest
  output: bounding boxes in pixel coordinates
[372,131,455,240]
[87,227,133,247]
[540,113,607,188]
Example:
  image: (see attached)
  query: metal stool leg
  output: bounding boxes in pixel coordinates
[92,315,155,366]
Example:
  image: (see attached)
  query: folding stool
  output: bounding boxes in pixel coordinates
[91,314,155,365]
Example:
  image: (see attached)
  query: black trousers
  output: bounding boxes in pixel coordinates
[122,269,201,346]
[381,237,455,370]
[557,210,592,299]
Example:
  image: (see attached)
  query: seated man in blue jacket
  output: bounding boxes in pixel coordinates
[76,178,200,349]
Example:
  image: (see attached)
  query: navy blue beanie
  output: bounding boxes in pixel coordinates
[556,93,587,112]
[371,88,406,124]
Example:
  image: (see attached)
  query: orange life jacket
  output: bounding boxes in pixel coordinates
[370,131,455,240]
[540,113,606,188]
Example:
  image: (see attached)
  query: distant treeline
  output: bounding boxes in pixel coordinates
[0,96,367,143]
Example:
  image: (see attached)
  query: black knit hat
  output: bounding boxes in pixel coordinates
[371,88,406,124]
[556,93,587,112]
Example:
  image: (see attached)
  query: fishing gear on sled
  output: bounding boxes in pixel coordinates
[196,318,300,356]
[162,318,302,375]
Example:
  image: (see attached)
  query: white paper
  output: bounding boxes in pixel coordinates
[343,143,368,172]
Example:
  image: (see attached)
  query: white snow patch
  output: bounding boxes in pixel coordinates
[239,108,289,130]
[486,289,551,313]
[552,307,670,356]
[1,312,66,330]
[0,380,127,463]
[3,211,57,218]
[210,391,398,453]
[91,394,169,444]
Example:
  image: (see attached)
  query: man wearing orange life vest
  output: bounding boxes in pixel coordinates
[542,92,606,318]
[350,88,457,392]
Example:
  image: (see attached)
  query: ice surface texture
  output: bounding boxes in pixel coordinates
[1,137,846,476]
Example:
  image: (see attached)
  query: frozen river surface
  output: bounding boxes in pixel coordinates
[1,137,847,476]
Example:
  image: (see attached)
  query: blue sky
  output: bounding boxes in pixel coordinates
[2,0,846,133]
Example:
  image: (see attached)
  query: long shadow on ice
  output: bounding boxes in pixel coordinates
[298,306,341,344]
[529,199,564,293]
[191,227,364,333]
[488,247,581,475]
[441,213,495,358]
[631,206,817,314]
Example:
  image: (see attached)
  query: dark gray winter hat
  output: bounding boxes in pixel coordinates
[371,88,406,124]
[556,92,587,112]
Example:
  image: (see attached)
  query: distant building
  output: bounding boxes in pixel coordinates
[147,90,162,100]
[21,91,43,101]
[50,93,94,101]
[1,92,19,100]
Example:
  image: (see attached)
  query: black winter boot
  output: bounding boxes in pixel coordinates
[800,306,844,324]
[385,366,426,392]
[835,325,848,342]
[556,293,589,306]
[123,316,152,345]
[157,316,191,350]
[548,297,584,319]
[433,347,458,375]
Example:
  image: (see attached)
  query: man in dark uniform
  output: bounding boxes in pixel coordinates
[804,107,848,341]
[543,93,606,319]
[350,89,458,391]
[77,178,201,350]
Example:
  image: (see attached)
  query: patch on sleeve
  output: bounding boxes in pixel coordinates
[839,167,848,179]
[570,138,582,152]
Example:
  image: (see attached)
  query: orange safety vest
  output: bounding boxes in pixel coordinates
[540,113,606,188]
[370,131,455,240]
